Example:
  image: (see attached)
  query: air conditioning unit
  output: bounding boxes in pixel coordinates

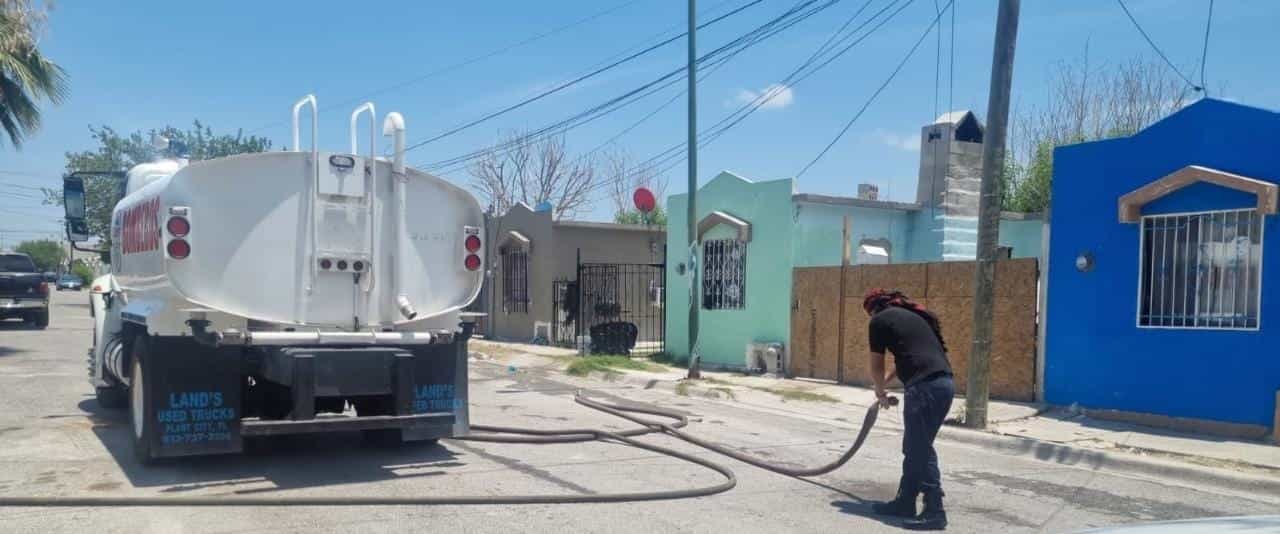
[745,342,785,376]
[532,321,552,344]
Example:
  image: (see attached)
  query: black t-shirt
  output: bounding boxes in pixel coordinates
[868,307,952,385]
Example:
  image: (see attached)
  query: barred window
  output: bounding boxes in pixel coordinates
[502,248,529,313]
[702,239,746,310]
[1139,209,1262,329]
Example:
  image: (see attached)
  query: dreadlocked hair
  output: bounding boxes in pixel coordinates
[862,288,948,353]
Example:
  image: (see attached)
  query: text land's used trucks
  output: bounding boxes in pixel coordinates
[64,96,485,463]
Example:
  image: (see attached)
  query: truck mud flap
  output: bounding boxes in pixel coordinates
[145,337,244,458]
[254,336,471,442]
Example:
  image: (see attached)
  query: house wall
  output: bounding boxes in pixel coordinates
[1046,99,1280,429]
[791,201,913,267]
[999,217,1045,259]
[484,207,666,343]
[484,205,554,342]
[666,173,794,368]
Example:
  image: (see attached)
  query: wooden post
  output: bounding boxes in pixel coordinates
[836,216,850,383]
[966,0,1021,429]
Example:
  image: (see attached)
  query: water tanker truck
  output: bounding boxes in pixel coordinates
[63,96,485,463]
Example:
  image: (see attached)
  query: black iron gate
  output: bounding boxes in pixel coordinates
[577,262,664,355]
[550,258,664,355]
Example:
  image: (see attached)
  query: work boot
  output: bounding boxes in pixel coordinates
[871,490,917,518]
[903,492,947,530]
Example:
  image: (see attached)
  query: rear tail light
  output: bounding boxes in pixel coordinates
[462,227,482,271]
[167,239,191,259]
[336,260,348,271]
[38,282,49,296]
[166,216,190,237]
[319,258,332,270]
[165,213,191,259]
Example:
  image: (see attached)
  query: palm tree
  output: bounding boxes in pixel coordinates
[0,3,68,149]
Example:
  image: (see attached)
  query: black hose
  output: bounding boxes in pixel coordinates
[575,393,887,478]
[0,392,886,507]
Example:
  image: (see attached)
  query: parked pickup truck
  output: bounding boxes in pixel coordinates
[0,252,50,328]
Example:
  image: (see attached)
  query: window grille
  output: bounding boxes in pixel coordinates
[502,248,529,313]
[1139,209,1262,329]
[702,239,746,310]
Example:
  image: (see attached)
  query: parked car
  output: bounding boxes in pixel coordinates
[0,252,50,328]
[56,275,84,291]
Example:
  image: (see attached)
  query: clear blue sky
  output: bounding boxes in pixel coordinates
[2,0,1276,244]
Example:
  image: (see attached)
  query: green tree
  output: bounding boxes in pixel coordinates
[614,204,667,226]
[0,1,68,148]
[70,259,94,284]
[42,121,272,258]
[14,239,65,272]
[1003,53,1193,212]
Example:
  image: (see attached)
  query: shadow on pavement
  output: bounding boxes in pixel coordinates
[831,498,911,529]
[77,398,468,493]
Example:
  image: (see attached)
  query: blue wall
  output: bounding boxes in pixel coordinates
[1046,99,1279,428]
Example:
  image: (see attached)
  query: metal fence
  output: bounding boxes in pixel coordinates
[577,262,665,355]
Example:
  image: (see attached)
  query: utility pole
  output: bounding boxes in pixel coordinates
[685,0,702,380]
[966,0,1020,429]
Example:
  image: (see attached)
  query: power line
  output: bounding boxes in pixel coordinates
[795,0,952,179]
[1199,0,1215,95]
[420,0,833,172]
[400,0,769,154]
[1116,0,1202,92]
[623,0,914,184]
[241,0,655,136]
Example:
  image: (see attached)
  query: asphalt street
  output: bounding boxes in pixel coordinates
[0,291,1275,533]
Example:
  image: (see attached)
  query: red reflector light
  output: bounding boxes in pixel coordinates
[166,216,190,237]
[464,254,481,271]
[167,239,191,259]
[464,235,482,252]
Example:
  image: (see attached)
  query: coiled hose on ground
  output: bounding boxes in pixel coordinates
[0,393,886,507]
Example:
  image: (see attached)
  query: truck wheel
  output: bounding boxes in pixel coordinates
[96,385,128,409]
[128,338,159,464]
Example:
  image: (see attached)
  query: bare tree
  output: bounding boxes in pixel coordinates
[1004,52,1196,212]
[604,148,667,223]
[468,131,597,221]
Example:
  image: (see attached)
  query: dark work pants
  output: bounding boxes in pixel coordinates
[899,374,955,500]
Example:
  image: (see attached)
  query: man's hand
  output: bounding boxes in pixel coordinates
[875,387,893,409]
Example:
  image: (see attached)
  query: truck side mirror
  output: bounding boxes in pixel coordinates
[63,175,89,243]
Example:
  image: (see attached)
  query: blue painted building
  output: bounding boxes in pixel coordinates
[1045,99,1278,435]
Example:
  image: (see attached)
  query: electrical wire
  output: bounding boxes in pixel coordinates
[606,0,913,192]
[795,0,952,179]
[419,0,838,174]
[628,0,915,185]
[399,0,768,153]
[1198,0,1214,95]
[1116,0,1202,92]
[240,0,656,136]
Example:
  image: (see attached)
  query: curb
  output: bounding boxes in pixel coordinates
[939,424,1280,499]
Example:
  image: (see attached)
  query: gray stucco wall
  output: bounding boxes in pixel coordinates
[483,205,666,342]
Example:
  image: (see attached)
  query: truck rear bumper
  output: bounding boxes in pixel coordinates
[241,412,455,437]
[0,299,46,310]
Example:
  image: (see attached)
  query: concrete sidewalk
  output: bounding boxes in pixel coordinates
[470,340,1280,479]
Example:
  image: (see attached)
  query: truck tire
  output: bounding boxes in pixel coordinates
[28,310,48,329]
[95,385,128,409]
[128,338,159,464]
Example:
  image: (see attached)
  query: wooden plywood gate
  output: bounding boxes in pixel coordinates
[790,258,1039,402]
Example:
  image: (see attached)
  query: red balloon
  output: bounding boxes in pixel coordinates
[633,187,656,213]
